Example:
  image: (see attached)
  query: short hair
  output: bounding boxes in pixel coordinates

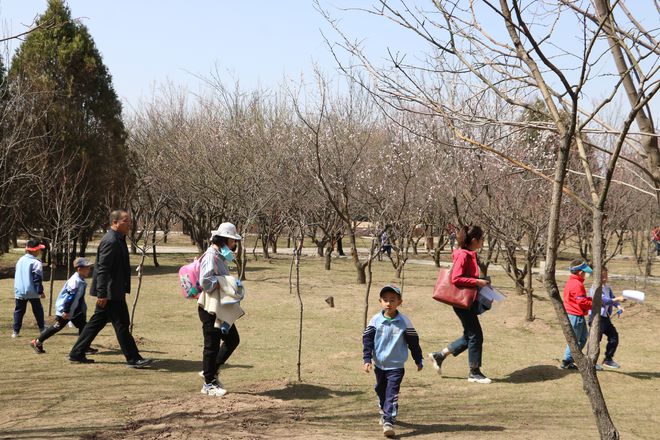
[110,209,128,223]
[211,234,229,247]
[569,259,585,274]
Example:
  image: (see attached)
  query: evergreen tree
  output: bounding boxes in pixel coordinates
[9,0,129,241]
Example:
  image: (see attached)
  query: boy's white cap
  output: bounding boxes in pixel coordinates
[211,222,242,240]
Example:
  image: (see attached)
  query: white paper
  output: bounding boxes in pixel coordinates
[479,285,505,302]
[622,289,645,302]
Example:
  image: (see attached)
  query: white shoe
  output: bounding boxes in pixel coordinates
[468,371,492,384]
[198,370,221,386]
[201,381,227,397]
[11,331,19,338]
[382,422,395,437]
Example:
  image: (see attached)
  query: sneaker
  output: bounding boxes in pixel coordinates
[382,422,395,437]
[595,363,603,371]
[468,370,492,384]
[85,347,99,355]
[69,355,95,364]
[428,351,446,375]
[39,328,45,333]
[603,359,620,369]
[30,339,45,354]
[11,331,19,338]
[560,360,577,370]
[198,370,222,386]
[201,380,227,397]
[127,358,153,369]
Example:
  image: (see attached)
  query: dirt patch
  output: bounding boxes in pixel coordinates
[88,389,307,440]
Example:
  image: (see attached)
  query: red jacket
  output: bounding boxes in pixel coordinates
[451,249,480,288]
[563,274,592,316]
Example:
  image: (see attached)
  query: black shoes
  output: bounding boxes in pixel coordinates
[69,355,95,364]
[428,352,446,375]
[127,358,153,369]
[85,347,99,354]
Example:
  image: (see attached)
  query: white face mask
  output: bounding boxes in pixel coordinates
[220,245,234,262]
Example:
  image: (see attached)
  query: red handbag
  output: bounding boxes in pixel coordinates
[432,267,477,309]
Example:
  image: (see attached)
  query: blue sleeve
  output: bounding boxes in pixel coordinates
[404,327,424,366]
[60,286,77,313]
[31,263,44,295]
[362,326,376,363]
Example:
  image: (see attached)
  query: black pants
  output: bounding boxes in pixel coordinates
[198,307,240,383]
[596,316,619,361]
[447,302,484,369]
[69,299,140,362]
[38,314,86,342]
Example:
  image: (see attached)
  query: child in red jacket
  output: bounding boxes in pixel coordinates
[560,259,593,369]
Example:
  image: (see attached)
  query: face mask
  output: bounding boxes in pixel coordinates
[220,245,234,262]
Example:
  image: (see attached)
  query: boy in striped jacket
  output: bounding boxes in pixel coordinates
[363,285,423,438]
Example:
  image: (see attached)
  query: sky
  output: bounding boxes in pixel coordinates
[0,1,426,111]
[0,1,657,117]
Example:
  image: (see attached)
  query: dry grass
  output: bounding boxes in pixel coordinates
[0,250,658,439]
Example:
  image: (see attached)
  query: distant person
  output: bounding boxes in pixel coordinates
[652,226,660,256]
[363,285,423,438]
[380,230,392,260]
[68,210,152,368]
[198,222,244,397]
[588,267,625,369]
[560,259,593,369]
[12,239,46,338]
[428,225,492,384]
[447,223,457,250]
[30,258,98,355]
[335,230,345,256]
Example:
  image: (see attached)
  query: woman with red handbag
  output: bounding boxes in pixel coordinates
[428,225,492,384]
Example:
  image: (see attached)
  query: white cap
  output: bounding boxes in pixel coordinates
[211,222,242,240]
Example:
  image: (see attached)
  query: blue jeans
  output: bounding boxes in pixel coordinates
[563,314,587,363]
[13,298,45,333]
[374,367,405,424]
[447,303,483,369]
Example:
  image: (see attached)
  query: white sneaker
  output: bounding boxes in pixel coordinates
[11,331,18,338]
[382,422,395,437]
[201,380,227,397]
[468,371,492,384]
[198,370,222,387]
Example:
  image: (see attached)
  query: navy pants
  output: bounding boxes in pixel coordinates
[596,316,619,361]
[13,298,45,333]
[447,302,483,369]
[38,314,86,342]
[374,367,405,424]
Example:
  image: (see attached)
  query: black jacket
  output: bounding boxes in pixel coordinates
[90,230,131,301]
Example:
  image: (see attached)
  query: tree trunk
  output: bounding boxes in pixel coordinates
[151,228,159,268]
[525,260,534,322]
[324,245,332,270]
[130,252,146,333]
[294,235,304,382]
[363,238,376,329]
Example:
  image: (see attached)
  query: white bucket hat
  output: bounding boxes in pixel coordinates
[211,222,242,240]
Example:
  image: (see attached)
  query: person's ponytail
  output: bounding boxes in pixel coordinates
[456,225,484,249]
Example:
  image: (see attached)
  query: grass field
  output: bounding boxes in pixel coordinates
[0,249,658,439]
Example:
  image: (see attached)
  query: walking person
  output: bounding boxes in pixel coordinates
[12,239,47,338]
[68,210,152,368]
[198,222,244,397]
[428,225,492,384]
[560,259,593,369]
[31,257,98,355]
[589,267,625,369]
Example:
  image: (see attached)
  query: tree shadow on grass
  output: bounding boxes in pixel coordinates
[395,420,505,438]
[257,383,361,401]
[499,364,570,383]
[616,371,660,380]
[150,358,253,373]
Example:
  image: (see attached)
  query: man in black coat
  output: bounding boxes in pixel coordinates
[69,209,152,368]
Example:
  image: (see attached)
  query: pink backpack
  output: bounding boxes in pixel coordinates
[178,253,206,299]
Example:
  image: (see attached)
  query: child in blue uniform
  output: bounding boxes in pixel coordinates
[363,285,423,438]
[30,258,96,354]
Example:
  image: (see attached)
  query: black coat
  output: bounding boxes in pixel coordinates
[90,229,131,301]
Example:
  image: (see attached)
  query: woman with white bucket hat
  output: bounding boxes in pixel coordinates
[197,222,244,397]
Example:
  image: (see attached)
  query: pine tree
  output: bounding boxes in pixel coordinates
[9,0,129,238]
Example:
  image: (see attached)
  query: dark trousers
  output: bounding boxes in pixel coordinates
[374,367,405,424]
[13,298,45,333]
[38,314,86,343]
[69,300,140,362]
[447,303,483,369]
[597,316,619,361]
[199,307,240,383]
